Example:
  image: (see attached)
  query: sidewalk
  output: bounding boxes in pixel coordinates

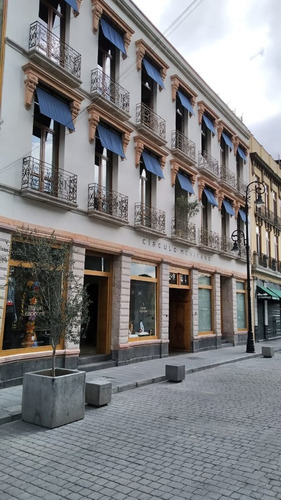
[1,339,281,426]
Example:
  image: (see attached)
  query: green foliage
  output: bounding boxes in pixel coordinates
[11,229,89,376]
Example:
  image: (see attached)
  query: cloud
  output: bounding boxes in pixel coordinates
[250,113,281,160]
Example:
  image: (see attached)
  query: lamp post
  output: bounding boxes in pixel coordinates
[231,180,265,353]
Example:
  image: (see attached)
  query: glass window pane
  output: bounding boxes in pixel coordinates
[236,281,245,291]
[129,280,156,337]
[85,255,110,272]
[198,288,212,332]
[180,274,189,286]
[237,293,246,329]
[198,274,211,286]
[131,263,156,278]
[169,273,177,285]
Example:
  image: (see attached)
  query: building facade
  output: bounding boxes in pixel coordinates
[250,136,281,341]
[0,0,251,384]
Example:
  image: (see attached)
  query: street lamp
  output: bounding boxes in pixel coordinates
[231,180,265,353]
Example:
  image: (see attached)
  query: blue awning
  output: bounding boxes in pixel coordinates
[222,132,233,150]
[203,188,218,207]
[142,151,164,178]
[100,18,126,56]
[238,209,247,222]
[143,58,164,89]
[202,115,216,134]
[237,146,247,161]
[36,87,75,131]
[97,124,125,158]
[177,90,194,115]
[177,172,194,194]
[222,199,235,216]
[65,0,79,13]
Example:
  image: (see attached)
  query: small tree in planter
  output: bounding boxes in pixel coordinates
[10,229,90,427]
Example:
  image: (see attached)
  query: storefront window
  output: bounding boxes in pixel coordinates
[198,274,213,333]
[129,262,157,339]
[236,281,246,330]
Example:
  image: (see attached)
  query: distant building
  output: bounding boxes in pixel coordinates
[250,136,281,340]
[0,0,251,385]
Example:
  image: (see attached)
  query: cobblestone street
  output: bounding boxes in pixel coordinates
[2,354,281,500]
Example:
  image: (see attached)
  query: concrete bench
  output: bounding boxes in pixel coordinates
[85,379,112,407]
[262,346,274,358]
[165,364,185,383]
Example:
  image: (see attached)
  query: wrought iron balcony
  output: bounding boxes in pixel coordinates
[29,21,81,80]
[255,205,281,229]
[171,218,196,245]
[136,103,166,144]
[198,151,219,178]
[220,165,236,190]
[199,228,220,252]
[236,176,247,197]
[91,68,130,116]
[21,156,77,205]
[134,203,166,235]
[88,183,128,223]
[171,131,196,164]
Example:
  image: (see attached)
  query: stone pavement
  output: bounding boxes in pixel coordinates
[1,339,281,426]
[2,347,281,499]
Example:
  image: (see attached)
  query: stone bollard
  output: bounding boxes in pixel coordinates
[262,346,274,358]
[165,364,185,382]
[85,379,112,407]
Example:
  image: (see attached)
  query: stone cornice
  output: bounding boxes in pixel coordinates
[87,103,133,153]
[135,39,169,83]
[197,101,219,128]
[170,158,197,187]
[170,74,197,106]
[133,135,168,170]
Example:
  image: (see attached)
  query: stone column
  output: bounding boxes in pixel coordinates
[213,272,221,345]
[159,260,169,357]
[190,269,199,351]
[220,276,236,344]
[111,251,131,351]
[65,245,85,352]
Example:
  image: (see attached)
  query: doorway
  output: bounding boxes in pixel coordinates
[169,288,191,352]
[81,275,110,355]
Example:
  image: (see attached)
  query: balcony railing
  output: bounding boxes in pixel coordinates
[134,203,166,234]
[171,218,196,244]
[198,151,219,178]
[256,206,281,229]
[22,156,77,203]
[88,183,128,222]
[136,103,166,141]
[29,21,81,79]
[171,131,196,163]
[91,68,130,114]
[199,228,220,251]
[236,176,247,197]
[220,165,236,190]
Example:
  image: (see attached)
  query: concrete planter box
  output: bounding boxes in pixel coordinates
[165,364,185,382]
[22,368,86,428]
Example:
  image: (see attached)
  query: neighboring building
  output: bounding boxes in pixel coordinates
[0,0,251,384]
[250,136,281,341]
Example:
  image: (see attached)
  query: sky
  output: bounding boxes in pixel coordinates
[132,0,281,160]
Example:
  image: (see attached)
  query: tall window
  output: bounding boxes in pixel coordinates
[201,119,210,154]
[256,225,261,255]
[38,1,66,63]
[129,262,157,340]
[236,281,246,330]
[265,230,270,257]
[274,235,279,262]
[220,136,229,170]
[31,93,60,194]
[198,274,213,333]
[94,134,113,192]
[141,62,155,109]
[272,190,277,218]
[98,18,118,80]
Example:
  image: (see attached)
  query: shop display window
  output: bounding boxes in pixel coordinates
[129,262,157,339]
[198,273,213,333]
[236,281,246,330]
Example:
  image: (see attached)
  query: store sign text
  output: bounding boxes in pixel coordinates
[141,238,211,261]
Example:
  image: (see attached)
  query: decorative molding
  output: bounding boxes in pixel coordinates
[197,100,219,127]
[233,135,249,157]
[135,39,169,87]
[133,135,168,171]
[170,75,197,106]
[198,176,219,201]
[87,103,133,149]
[22,62,83,125]
[170,158,197,187]
[91,0,134,58]
[217,119,235,144]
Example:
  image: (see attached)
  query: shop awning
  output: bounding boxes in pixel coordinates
[268,288,281,299]
[222,199,235,216]
[237,146,247,161]
[36,87,75,131]
[222,132,233,150]
[97,124,125,158]
[203,188,218,207]
[202,115,216,134]
[142,151,164,178]
[143,58,164,89]
[177,90,194,115]
[257,285,279,300]
[177,172,194,194]
[65,0,79,13]
[238,209,247,222]
[100,18,126,56]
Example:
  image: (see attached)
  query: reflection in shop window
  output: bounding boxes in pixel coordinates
[129,262,157,339]
[198,273,213,333]
[236,281,246,330]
